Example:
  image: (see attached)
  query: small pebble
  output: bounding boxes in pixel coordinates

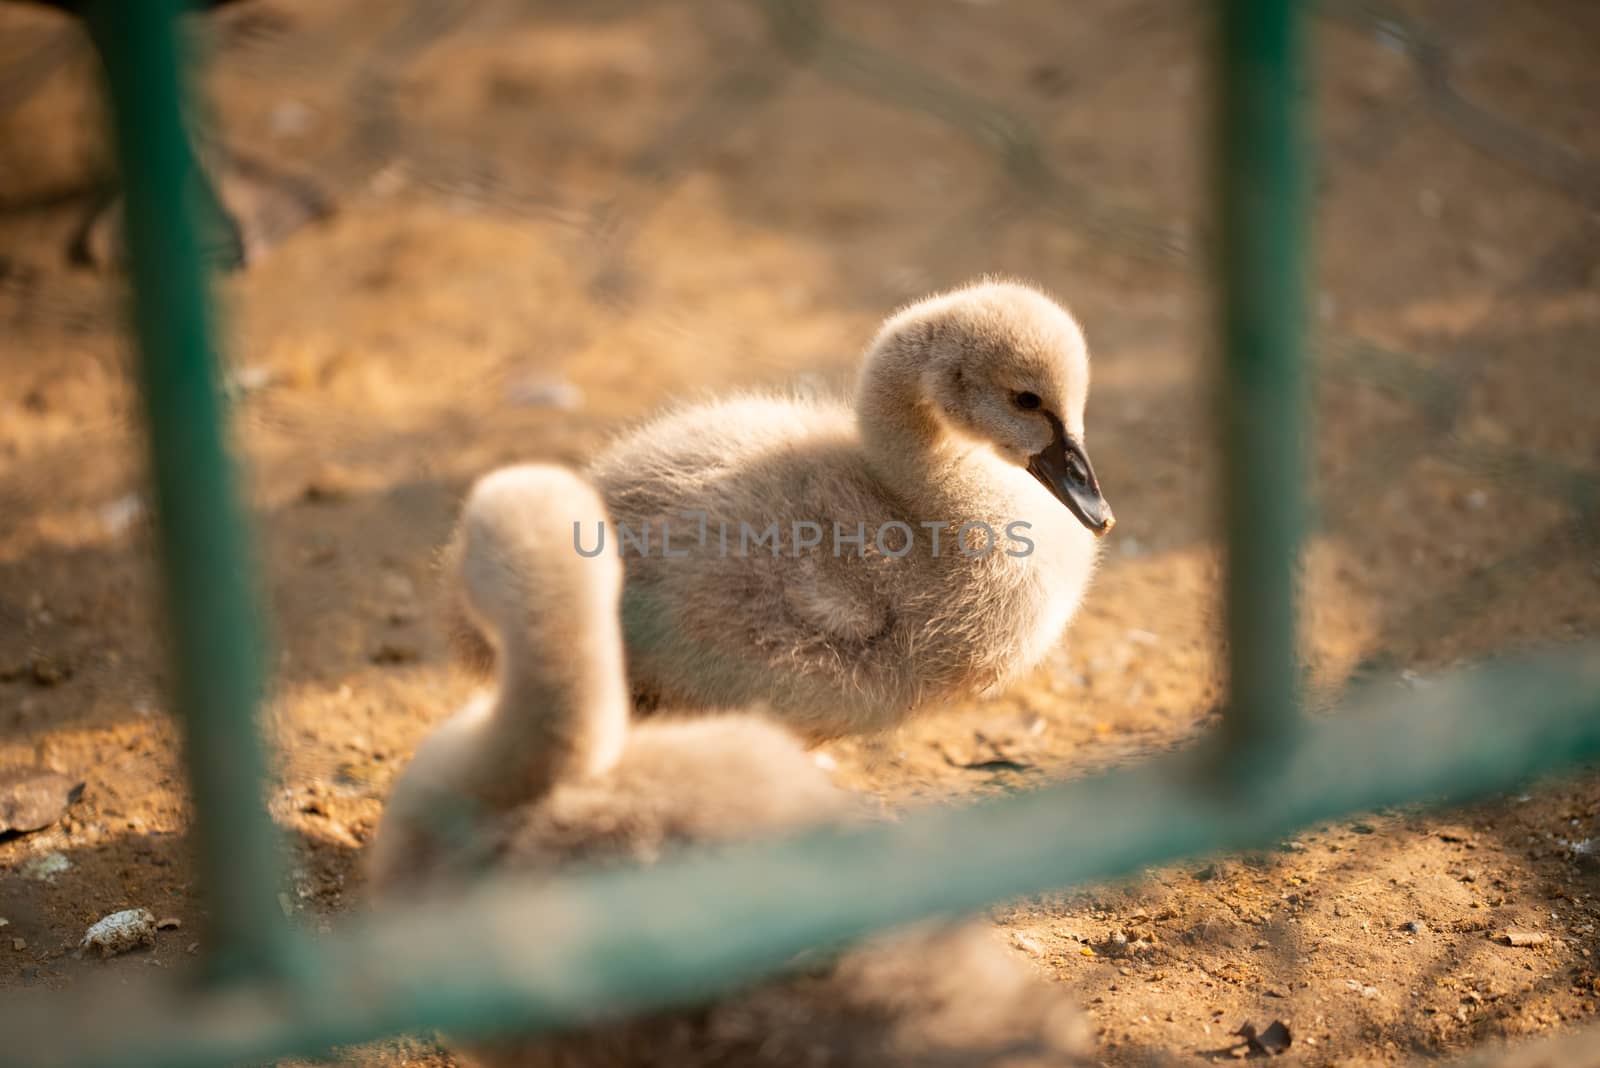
[379,572,416,601]
[506,377,584,410]
[270,99,312,137]
[1497,928,1549,948]
[99,493,145,537]
[21,852,71,881]
[28,657,68,687]
[223,364,279,399]
[1011,932,1044,955]
[82,908,156,958]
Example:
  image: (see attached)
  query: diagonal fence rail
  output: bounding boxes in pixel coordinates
[1,1,1596,1066]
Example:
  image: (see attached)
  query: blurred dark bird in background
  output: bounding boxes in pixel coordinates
[11,0,330,270]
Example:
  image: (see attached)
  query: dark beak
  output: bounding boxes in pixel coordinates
[1026,418,1115,536]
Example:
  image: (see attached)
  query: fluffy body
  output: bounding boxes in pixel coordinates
[375,463,1086,1068]
[449,921,1087,1068]
[447,280,1105,741]
[588,280,1103,740]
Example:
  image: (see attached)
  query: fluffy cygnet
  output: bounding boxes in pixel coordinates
[375,463,1087,1068]
[448,280,1113,742]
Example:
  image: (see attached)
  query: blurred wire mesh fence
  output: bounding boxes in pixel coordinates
[2,1,1594,608]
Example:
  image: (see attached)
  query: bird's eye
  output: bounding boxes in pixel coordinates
[1014,391,1042,410]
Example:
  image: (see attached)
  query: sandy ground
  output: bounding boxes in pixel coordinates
[1,1,1597,1065]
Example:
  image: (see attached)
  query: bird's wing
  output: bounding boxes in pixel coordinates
[781,555,892,644]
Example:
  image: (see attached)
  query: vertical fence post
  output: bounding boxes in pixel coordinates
[1214,0,1310,764]
[83,0,288,980]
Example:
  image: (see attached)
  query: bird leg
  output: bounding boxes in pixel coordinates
[69,131,331,272]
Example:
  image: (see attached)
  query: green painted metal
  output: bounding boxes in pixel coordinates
[1213,0,1310,762]
[81,0,288,981]
[8,644,1600,1068]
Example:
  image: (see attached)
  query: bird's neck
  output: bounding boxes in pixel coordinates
[474,628,629,806]
[856,363,999,515]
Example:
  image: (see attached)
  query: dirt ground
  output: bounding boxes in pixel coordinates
[1,1,1598,1065]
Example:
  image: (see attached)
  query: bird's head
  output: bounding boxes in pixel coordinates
[863,279,1114,536]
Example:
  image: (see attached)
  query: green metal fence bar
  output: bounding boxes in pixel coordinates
[1214,0,1309,760]
[83,0,288,981]
[9,643,1600,1068]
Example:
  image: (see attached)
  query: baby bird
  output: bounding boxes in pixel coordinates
[449,281,1114,741]
[374,463,1087,1068]
[589,278,1114,741]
